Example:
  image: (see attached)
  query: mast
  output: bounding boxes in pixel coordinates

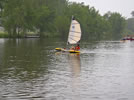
[67,16,74,45]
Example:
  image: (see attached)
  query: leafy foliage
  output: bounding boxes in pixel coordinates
[104,12,126,39]
[126,18,134,35]
[1,0,127,40]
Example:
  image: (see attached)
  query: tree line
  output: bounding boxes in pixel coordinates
[125,11,134,36]
[0,0,127,40]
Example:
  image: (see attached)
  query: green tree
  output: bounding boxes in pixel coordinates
[1,0,127,40]
[0,0,6,17]
[2,0,36,37]
[34,6,54,37]
[131,11,134,18]
[104,12,126,40]
[54,15,70,38]
[126,18,134,34]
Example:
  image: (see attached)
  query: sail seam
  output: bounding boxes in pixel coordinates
[72,23,79,25]
[70,31,81,34]
[69,35,81,38]
[69,37,78,43]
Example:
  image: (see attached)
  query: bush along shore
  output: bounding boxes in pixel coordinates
[0,31,9,38]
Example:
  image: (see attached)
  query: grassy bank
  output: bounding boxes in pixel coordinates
[0,31,9,38]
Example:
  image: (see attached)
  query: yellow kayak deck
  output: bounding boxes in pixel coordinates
[55,48,80,53]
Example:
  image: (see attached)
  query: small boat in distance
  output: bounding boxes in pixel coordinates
[122,35,134,41]
[55,16,81,53]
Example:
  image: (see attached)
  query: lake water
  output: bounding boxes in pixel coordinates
[0,38,134,100]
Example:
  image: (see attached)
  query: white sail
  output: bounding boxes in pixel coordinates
[67,19,81,44]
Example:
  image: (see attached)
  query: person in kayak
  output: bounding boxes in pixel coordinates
[75,44,80,50]
[70,44,80,50]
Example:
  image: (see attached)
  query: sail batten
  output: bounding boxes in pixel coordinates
[67,19,81,44]
[69,35,81,38]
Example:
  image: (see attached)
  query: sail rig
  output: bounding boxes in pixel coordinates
[67,18,81,45]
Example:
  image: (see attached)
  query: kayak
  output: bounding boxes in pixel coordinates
[55,48,80,53]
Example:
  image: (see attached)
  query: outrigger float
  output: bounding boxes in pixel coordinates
[55,48,80,53]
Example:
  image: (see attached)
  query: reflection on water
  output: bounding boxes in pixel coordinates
[55,52,81,77]
[69,53,81,100]
[69,53,81,77]
[55,52,81,100]
[0,39,134,100]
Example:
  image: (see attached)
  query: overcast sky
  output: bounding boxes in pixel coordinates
[69,0,134,18]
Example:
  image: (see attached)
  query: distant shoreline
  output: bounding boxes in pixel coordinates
[0,31,41,38]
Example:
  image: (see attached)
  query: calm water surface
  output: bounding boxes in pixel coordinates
[0,38,134,100]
